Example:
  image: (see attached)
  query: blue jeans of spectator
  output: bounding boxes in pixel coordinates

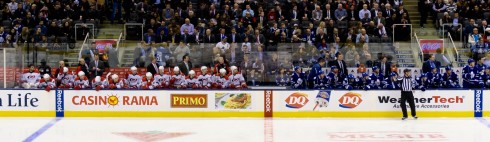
[112,2,122,22]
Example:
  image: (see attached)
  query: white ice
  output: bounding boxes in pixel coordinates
[3,118,490,142]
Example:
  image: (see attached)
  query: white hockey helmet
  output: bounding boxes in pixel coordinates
[63,67,69,73]
[201,66,208,71]
[219,68,227,74]
[78,71,85,77]
[158,66,164,71]
[130,66,137,71]
[43,74,50,79]
[189,70,195,75]
[95,76,101,82]
[146,72,153,77]
[173,66,180,72]
[111,74,119,80]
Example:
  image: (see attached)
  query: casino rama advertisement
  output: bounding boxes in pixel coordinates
[62,90,264,112]
[273,90,474,112]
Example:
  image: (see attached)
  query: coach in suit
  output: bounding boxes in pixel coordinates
[146,57,160,76]
[89,55,105,80]
[177,55,193,76]
[332,52,348,77]
[376,56,392,76]
[422,54,441,73]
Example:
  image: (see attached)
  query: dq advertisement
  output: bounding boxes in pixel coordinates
[0,90,54,111]
[419,39,444,54]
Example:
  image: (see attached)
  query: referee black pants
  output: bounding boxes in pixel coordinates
[400,91,417,117]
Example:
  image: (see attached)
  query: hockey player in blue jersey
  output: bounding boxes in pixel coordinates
[481,68,490,88]
[343,74,359,90]
[314,70,330,89]
[155,43,172,66]
[426,67,442,88]
[383,72,400,89]
[328,66,343,89]
[370,66,384,88]
[475,57,487,73]
[415,73,430,91]
[358,73,373,90]
[276,68,289,86]
[463,59,482,88]
[442,66,461,88]
[291,66,306,89]
[307,58,326,89]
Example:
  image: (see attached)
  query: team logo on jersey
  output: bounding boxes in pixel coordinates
[285,92,309,109]
[28,75,36,79]
[339,92,363,109]
[129,78,138,82]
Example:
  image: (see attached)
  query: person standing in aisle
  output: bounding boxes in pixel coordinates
[398,69,418,120]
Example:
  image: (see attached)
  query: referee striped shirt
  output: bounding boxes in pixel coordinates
[398,76,414,91]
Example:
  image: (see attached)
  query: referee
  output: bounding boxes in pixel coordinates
[398,69,418,120]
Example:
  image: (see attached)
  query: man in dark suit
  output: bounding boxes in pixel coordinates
[332,53,348,77]
[228,28,242,43]
[180,29,195,43]
[146,57,160,76]
[156,30,169,43]
[177,55,193,76]
[376,56,392,76]
[89,55,105,80]
[143,29,156,44]
[422,54,441,73]
[347,6,360,21]
[253,29,266,45]
[203,29,216,43]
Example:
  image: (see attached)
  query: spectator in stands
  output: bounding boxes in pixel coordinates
[242,5,254,17]
[361,13,372,27]
[180,28,195,44]
[133,42,146,67]
[348,4,359,21]
[472,39,487,59]
[173,42,190,63]
[106,45,119,68]
[345,46,357,67]
[335,4,347,21]
[144,29,155,44]
[356,29,369,43]
[432,0,447,24]
[312,5,323,22]
[180,18,195,35]
[423,54,441,73]
[374,11,386,26]
[375,23,389,38]
[435,48,451,67]
[359,4,371,20]
[469,28,482,46]
[216,38,230,54]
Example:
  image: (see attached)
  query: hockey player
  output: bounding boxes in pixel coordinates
[358,73,373,90]
[415,73,430,91]
[38,74,56,92]
[198,66,213,89]
[383,72,400,89]
[476,57,487,73]
[343,74,359,90]
[327,66,343,89]
[154,66,170,89]
[463,59,481,88]
[91,76,108,91]
[108,74,126,89]
[21,64,41,89]
[56,67,74,89]
[127,66,143,89]
[370,66,384,89]
[141,72,156,90]
[426,67,442,88]
[213,68,229,89]
[228,66,247,89]
[442,66,461,88]
[170,67,187,89]
[186,70,200,89]
[291,66,306,89]
[276,68,289,86]
[481,68,490,88]
[313,70,329,89]
[74,71,90,90]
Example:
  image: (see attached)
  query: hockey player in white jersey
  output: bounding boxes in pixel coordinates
[154,66,170,89]
[91,76,108,91]
[57,67,74,89]
[213,68,229,89]
[197,66,213,89]
[186,70,200,89]
[127,66,143,89]
[38,74,56,92]
[170,67,187,89]
[228,66,247,89]
[21,64,41,89]
[141,72,156,90]
[108,74,126,89]
[74,71,90,90]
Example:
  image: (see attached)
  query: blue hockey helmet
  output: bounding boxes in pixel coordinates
[372,66,378,71]
[445,66,452,71]
[348,74,355,79]
[318,70,325,75]
[390,72,397,77]
[362,72,369,77]
[294,66,301,71]
[468,59,475,64]
[420,73,427,78]
[331,65,337,70]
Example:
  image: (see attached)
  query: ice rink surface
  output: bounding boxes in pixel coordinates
[3,117,490,142]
